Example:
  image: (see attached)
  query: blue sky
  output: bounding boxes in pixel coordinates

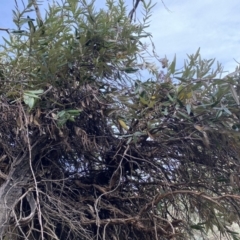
[150,0,240,75]
[0,0,239,75]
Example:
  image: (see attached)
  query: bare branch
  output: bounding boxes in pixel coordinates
[0,28,10,34]
[31,0,43,22]
[128,0,142,22]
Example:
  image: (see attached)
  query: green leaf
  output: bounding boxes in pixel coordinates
[139,96,147,105]
[2,37,14,47]
[23,95,35,109]
[23,89,43,109]
[216,110,223,119]
[216,177,228,182]
[27,16,36,33]
[122,67,138,73]
[56,109,82,127]
[190,224,205,231]
[57,110,66,118]
[11,30,26,34]
[186,104,191,115]
[24,93,41,99]
[169,54,176,75]
[25,89,44,94]
[66,109,82,115]
[167,93,174,102]
[177,110,192,120]
[193,47,201,61]
[126,137,132,145]
[229,84,240,106]
[223,107,232,115]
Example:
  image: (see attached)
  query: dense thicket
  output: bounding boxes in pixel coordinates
[1,0,240,239]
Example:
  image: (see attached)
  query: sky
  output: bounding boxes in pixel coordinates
[0,0,239,75]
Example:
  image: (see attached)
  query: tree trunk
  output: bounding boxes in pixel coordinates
[0,147,38,238]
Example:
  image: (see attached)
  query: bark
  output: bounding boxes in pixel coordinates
[0,144,40,238]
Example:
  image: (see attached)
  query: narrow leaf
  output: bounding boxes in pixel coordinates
[229,84,240,106]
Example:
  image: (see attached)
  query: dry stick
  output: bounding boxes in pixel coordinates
[81,217,173,235]
[139,190,240,217]
[20,2,44,237]
[154,214,175,236]
[160,0,171,12]
[31,0,43,22]
[154,218,158,240]
[128,0,170,23]
[128,0,142,22]
[94,145,129,240]
[102,220,110,240]
[0,28,10,34]
[21,105,44,240]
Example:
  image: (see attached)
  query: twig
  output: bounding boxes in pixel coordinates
[0,28,10,34]
[103,220,110,240]
[139,190,240,216]
[94,145,129,240]
[21,105,44,240]
[128,0,142,22]
[31,0,43,22]
[0,170,7,180]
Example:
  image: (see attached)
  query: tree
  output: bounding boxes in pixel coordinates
[0,0,240,239]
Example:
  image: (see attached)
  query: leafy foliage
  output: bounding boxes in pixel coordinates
[1,0,240,240]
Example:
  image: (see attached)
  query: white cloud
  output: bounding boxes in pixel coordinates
[148,0,240,74]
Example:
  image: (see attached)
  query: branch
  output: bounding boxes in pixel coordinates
[0,28,10,34]
[81,217,172,235]
[128,0,142,22]
[139,190,240,216]
[31,0,43,22]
